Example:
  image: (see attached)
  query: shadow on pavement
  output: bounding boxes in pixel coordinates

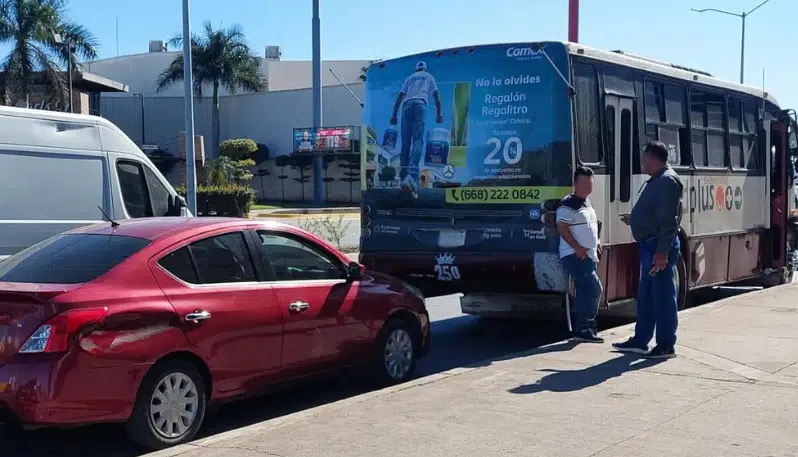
[508,352,666,394]
[3,316,566,457]
[2,285,757,456]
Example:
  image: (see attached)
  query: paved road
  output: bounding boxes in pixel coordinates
[4,285,761,456]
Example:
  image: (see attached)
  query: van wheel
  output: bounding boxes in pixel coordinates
[676,250,689,311]
[126,360,207,450]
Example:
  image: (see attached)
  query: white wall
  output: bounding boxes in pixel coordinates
[266,60,368,91]
[219,83,365,156]
[84,52,367,97]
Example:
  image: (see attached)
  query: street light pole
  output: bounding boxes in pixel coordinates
[67,42,73,113]
[691,0,771,84]
[182,0,198,216]
[311,0,324,206]
[53,33,73,113]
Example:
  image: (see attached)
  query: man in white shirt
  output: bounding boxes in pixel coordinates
[389,61,443,199]
[556,166,603,343]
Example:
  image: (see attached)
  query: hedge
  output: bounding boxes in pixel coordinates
[176,184,255,218]
[219,138,258,160]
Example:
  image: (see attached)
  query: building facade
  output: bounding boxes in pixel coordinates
[85,43,369,203]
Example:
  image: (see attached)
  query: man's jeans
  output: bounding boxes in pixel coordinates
[560,254,602,333]
[633,237,680,349]
[400,99,426,188]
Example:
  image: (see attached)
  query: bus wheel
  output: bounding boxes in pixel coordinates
[780,230,797,285]
[675,251,689,311]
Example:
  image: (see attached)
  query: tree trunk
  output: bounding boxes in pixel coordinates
[212,82,220,158]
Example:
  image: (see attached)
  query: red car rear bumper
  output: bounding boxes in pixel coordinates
[0,354,149,426]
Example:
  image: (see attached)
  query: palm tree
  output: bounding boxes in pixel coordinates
[204,156,236,186]
[156,22,266,157]
[0,0,98,107]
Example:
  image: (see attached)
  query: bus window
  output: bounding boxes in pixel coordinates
[690,90,727,168]
[573,63,603,164]
[742,99,761,170]
[620,109,632,202]
[644,81,688,166]
[728,97,744,169]
[605,105,616,202]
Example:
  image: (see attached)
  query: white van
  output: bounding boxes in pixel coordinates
[0,106,189,261]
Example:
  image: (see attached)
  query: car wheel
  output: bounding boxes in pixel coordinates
[126,359,207,450]
[375,318,418,385]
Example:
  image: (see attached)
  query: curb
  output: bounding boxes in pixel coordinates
[143,283,793,457]
[262,207,359,216]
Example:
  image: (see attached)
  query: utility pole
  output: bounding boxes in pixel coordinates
[182,0,197,215]
[691,0,771,84]
[568,0,579,43]
[53,33,73,113]
[312,0,324,205]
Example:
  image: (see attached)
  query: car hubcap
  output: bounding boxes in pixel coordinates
[149,373,199,439]
[384,329,414,380]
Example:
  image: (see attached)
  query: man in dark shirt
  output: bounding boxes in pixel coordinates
[613,141,683,359]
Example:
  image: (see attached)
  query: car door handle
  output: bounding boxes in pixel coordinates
[184,310,212,323]
[288,301,310,313]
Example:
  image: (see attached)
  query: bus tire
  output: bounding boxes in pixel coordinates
[676,251,689,311]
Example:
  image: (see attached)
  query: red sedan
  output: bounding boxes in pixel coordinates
[0,218,429,449]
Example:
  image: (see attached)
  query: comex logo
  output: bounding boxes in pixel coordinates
[506,46,543,58]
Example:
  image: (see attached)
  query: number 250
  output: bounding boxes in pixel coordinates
[434,264,461,281]
[485,137,523,165]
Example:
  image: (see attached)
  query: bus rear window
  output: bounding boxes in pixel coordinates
[0,234,151,284]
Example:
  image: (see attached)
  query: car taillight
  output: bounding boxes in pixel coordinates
[19,307,109,354]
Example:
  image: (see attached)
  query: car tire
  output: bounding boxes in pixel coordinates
[126,359,207,451]
[374,318,419,386]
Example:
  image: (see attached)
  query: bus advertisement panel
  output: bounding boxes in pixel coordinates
[361,42,574,294]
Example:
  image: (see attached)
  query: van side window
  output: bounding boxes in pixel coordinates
[143,166,171,217]
[117,161,151,218]
[117,161,172,218]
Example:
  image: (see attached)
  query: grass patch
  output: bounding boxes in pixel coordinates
[251,204,280,211]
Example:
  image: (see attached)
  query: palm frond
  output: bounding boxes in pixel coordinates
[155,56,185,93]
[57,21,100,62]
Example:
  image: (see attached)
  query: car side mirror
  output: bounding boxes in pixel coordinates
[347,261,363,281]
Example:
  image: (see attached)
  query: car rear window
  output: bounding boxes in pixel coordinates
[0,233,151,284]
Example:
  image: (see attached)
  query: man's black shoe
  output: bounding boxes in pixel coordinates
[644,346,676,359]
[572,329,604,343]
[611,337,648,354]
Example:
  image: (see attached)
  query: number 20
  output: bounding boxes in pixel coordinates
[484,137,523,165]
[434,265,461,281]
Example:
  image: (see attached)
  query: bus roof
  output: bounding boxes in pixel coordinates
[565,42,779,107]
[372,41,780,108]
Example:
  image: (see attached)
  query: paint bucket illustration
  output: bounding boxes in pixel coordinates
[424,128,450,167]
[382,128,398,152]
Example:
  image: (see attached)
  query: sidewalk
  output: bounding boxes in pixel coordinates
[147,284,798,457]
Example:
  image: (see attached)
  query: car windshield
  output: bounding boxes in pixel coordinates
[0,233,151,284]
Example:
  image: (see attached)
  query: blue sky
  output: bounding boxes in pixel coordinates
[4,0,795,107]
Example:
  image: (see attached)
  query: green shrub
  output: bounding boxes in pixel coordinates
[176,184,255,218]
[219,138,258,160]
[232,158,256,184]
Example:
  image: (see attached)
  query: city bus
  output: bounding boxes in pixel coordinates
[359,41,798,318]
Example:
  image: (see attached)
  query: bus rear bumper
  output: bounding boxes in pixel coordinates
[359,251,570,298]
[459,293,566,319]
